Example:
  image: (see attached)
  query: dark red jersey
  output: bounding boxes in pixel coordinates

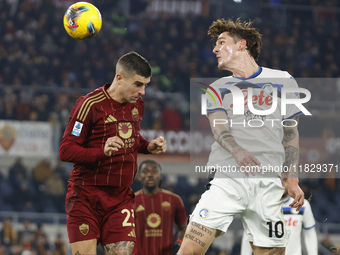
[59,84,150,187]
[133,189,187,255]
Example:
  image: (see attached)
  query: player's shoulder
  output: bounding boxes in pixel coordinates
[303,198,312,209]
[82,84,107,99]
[77,85,108,106]
[260,67,292,78]
[74,85,109,120]
[283,196,294,206]
[283,196,311,213]
[135,189,143,196]
[135,189,143,200]
[161,189,182,199]
[209,75,233,88]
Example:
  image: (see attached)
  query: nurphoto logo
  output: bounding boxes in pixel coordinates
[200,83,311,116]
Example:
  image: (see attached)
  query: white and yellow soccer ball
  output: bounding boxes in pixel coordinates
[63,2,102,40]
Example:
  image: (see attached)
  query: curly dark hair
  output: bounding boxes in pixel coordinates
[208,18,262,60]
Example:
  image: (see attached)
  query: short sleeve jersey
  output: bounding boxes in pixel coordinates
[133,189,187,255]
[60,83,149,187]
[283,197,316,255]
[206,67,302,176]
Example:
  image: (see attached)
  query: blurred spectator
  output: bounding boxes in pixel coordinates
[54,233,67,255]
[8,158,35,212]
[13,180,35,212]
[8,158,28,187]
[0,0,338,135]
[32,159,53,187]
[32,159,54,212]
[18,220,34,244]
[0,245,7,255]
[31,224,51,255]
[54,161,70,187]
[45,172,66,213]
[0,218,18,248]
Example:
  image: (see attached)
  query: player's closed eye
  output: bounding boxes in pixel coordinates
[134,81,146,87]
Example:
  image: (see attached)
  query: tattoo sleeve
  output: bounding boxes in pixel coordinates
[208,112,240,154]
[282,117,300,178]
[216,130,239,153]
[103,241,134,255]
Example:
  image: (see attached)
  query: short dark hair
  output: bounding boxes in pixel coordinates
[118,51,152,78]
[208,18,262,60]
[138,159,162,173]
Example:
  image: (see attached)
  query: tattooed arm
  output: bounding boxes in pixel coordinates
[103,241,134,255]
[282,117,304,210]
[207,111,261,175]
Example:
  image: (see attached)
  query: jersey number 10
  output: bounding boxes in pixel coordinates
[266,221,284,238]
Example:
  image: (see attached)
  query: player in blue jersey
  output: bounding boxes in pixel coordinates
[178,18,305,255]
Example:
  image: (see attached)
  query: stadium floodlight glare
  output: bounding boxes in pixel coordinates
[234,0,242,2]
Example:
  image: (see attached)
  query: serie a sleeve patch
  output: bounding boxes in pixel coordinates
[71,121,83,137]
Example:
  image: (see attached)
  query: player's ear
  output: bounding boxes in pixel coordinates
[116,73,124,84]
[238,39,247,50]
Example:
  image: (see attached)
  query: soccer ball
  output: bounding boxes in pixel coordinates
[63,2,102,40]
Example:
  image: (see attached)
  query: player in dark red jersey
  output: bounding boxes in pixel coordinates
[133,160,187,255]
[59,52,167,255]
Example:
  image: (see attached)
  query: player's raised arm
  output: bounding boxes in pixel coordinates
[282,116,304,211]
[207,110,261,176]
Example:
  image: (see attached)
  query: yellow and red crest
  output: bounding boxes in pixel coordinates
[0,124,17,151]
[79,223,89,236]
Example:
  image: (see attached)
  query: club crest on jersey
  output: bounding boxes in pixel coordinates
[262,83,274,96]
[199,208,210,219]
[79,223,89,235]
[132,107,139,121]
[161,201,171,210]
[71,121,83,137]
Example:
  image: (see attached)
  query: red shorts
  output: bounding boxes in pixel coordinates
[65,181,136,245]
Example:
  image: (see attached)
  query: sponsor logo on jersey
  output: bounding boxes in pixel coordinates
[71,121,83,137]
[284,216,299,227]
[199,208,210,219]
[105,114,117,123]
[230,89,273,109]
[118,122,133,139]
[79,223,89,235]
[145,229,163,237]
[147,213,161,228]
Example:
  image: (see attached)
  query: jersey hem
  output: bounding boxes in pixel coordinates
[303,224,316,230]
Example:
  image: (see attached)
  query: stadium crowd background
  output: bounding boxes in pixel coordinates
[0,0,340,254]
